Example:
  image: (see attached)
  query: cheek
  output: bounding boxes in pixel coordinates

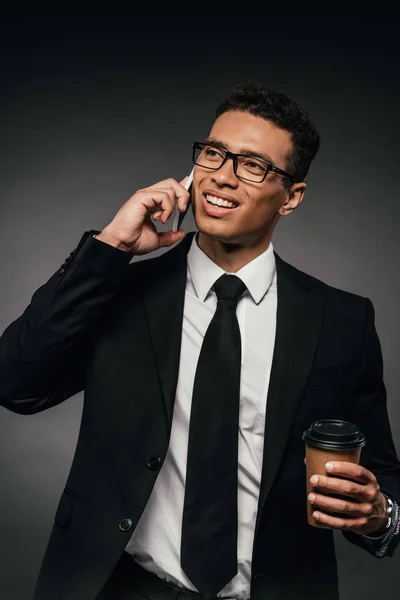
[244,193,282,223]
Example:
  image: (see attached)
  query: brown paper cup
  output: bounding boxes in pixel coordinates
[305,444,362,528]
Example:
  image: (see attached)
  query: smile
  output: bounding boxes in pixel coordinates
[201,193,240,218]
[204,194,239,209]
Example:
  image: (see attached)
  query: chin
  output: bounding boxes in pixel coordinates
[196,220,243,245]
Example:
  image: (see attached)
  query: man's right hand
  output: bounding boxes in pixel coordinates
[96,177,190,255]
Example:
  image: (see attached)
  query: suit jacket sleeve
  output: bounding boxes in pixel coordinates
[0,231,132,415]
[342,297,400,557]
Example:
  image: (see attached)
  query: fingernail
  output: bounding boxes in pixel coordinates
[308,493,316,503]
[313,512,320,519]
[310,475,318,485]
[325,462,334,471]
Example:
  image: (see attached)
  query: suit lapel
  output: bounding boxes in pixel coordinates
[255,254,324,533]
[139,232,196,429]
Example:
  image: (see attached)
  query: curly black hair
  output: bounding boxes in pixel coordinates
[214,83,320,187]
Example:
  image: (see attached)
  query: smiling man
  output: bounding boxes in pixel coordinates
[192,108,306,271]
[1,83,400,600]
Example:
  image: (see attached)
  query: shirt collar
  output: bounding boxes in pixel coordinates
[187,233,276,305]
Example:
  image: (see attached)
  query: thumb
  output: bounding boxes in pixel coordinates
[158,229,186,249]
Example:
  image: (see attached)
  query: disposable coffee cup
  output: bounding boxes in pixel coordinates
[302,419,366,528]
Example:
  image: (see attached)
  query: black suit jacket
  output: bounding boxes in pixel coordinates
[1,230,400,600]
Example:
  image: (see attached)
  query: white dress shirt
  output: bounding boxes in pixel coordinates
[125,233,277,600]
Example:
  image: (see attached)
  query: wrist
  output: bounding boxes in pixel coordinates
[365,495,393,538]
[95,229,133,253]
[367,524,389,538]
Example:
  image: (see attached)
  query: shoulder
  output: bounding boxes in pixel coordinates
[275,252,372,320]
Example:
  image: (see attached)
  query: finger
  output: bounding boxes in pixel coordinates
[148,190,175,219]
[146,186,188,215]
[147,188,176,211]
[157,228,186,248]
[151,211,162,221]
[308,491,371,518]
[139,190,175,223]
[309,474,366,502]
[150,207,163,218]
[147,178,190,213]
[324,462,375,485]
[312,510,369,531]
[174,178,191,212]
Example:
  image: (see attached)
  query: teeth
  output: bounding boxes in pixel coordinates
[205,194,236,208]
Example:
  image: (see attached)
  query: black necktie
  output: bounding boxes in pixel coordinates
[181,274,247,599]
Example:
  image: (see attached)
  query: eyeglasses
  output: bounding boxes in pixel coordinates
[192,142,296,184]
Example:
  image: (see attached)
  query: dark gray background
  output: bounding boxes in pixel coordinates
[0,14,399,599]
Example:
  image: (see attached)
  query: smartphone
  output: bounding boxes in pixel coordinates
[172,167,194,232]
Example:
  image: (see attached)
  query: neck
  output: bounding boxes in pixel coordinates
[197,231,272,272]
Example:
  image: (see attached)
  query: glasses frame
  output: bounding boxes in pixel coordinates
[192,141,296,184]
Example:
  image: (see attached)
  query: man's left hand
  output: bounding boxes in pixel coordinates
[307,461,388,536]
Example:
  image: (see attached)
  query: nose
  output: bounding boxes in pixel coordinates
[210,156,239,188]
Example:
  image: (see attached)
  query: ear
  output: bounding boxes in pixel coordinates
[279,182,307,216]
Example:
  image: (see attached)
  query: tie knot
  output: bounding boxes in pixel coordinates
[213,274,247,303]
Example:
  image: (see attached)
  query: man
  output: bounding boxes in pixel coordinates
[1,83,399,600]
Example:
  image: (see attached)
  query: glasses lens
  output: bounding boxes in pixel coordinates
[194,143,225,169]
[236,156,268,183]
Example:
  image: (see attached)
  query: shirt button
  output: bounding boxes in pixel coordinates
[118,518,133,532]
[147,456,161,470]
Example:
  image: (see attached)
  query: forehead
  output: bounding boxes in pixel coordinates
[208,110,292,166]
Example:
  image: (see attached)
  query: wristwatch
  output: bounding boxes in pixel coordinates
[385,495,394,529]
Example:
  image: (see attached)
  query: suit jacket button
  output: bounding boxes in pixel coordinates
[147,457,161,470]
[59,251,75,274]
[119,518,133,532]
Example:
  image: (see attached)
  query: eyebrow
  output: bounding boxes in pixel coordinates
[204,137,275,165]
